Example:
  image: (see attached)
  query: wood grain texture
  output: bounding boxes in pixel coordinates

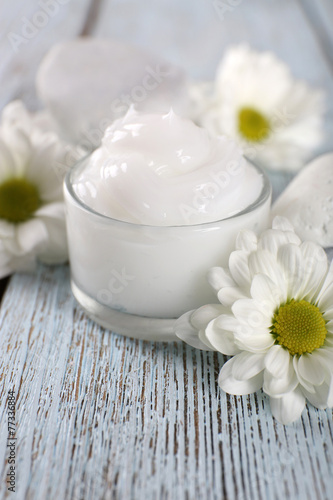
[0,266,332,500]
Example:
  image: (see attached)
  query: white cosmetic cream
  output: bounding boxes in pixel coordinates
[64,110,271,340]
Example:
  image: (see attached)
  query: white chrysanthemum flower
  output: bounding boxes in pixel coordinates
[191,45,325,171]
[175,217,333,425]
[0,100,72,278]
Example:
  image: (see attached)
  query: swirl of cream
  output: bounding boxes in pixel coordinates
[73,109,263,225]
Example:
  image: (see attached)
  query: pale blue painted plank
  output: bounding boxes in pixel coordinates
[0,264,332,499]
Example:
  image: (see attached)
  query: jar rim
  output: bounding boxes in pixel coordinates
[64,154,272,230]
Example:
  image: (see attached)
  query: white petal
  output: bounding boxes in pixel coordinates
[297,353,328,386]
[313,347,333,369]
[317,261,333,312]
[248,249,285,289]
[16,219,48,253]
[34,201,65,219]
[272,216,295,232]
[5,253,37,275]
[250,274,285,307]
[231,351,265,380]
[269,387,305,425]
[0,220,15,238]
[277,244,302,273]
[218,356,264,396]
[293,356,316,393]
[263,347,298,397]
[37,216,68,264]
[232,298,272,328]
[1,100,30,130]
[3,128,33,174]
[324,330,333,347]
[277,244,309,299]
[324,310,333,322]
[231,306,275,352]
[2,234,21,256]
[237,332,275,352]
[207,266,236,291]
[0,138,19,179]
[301,378,333,409]
[198,329,216,351]
[229,250,251,288]
[299,241,328,301]
[174,310,214,351]
[217,286,247,306]
[264,345,290,377]
[264,369,299,398]
[27,141,63,202]
[0,263,14,279]
[235,229,257,252]
[214,313,240,332]
[205,316,241,355]
[258,229,301,256]
[284,231,302,246]
[191,304,226,330]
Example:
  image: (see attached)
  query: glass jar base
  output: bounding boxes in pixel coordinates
[71,280,179,342]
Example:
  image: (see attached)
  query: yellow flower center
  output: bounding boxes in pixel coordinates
[0,178,41,223]
[238,107,270,142]
[271,299,327,356]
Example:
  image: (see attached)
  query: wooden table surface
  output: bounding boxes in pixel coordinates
[0,1,333,499]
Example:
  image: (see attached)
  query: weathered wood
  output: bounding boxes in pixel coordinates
[0,265,332,500]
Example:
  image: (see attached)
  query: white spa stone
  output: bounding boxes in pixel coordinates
[36,38,190,146]
[64,110,271,326]
[272,153,333,247]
